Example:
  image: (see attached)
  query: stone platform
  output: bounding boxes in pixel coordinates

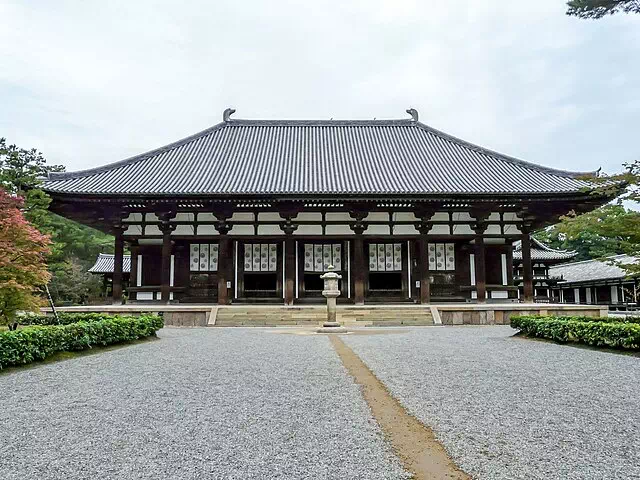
[43,303,607,327]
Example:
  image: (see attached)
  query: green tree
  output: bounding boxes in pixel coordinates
[0,138,114,305]
[535,204,640,261]
[49,257,104,305]
[567,0,640,19]
[537,161,640,275]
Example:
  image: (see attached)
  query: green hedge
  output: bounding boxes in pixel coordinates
[0,314,164,369]
[17,312,141,326]
[511,315,640,350]
[511,314,640,324]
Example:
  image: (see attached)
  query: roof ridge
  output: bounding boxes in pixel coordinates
[226,118,415,127]
[530,236,576,254]
[47,122,227,181]
[552,254,632,268]
[413,122,597,180]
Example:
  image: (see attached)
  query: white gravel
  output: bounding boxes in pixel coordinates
[344,326,640,480]
[0,328,408,480]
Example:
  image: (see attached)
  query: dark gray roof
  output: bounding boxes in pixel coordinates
[44,114,598,197]
[550,255,638,285]
[513,237,578,262]
[88,253,131,274]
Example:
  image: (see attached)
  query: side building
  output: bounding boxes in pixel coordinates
[550,255,639,311]
[512,236,577,302]
[88,253,131,298]
[43,109,616,305]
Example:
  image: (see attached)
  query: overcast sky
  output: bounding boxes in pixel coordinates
[1,0,639,177]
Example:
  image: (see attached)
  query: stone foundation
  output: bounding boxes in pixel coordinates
[44,303,606,327]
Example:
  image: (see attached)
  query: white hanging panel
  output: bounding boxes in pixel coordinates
[320,244,330,270]
[190,244,200,272]
[369,244,378,271]
[428,244,437,270]
[199,244,210,271]
[332,244,342,270]
[244,245,253,272]
[268,244,277,271]
[304,244,314,271]
[252,244,261,271]
[314,244,323,272]
[260,244,269,271]
[385,244,393,271]
[209,243,219,271]
[393,243,402,270]
[445,243,455,271]
[436,243,445,271]
[377,244,386,271]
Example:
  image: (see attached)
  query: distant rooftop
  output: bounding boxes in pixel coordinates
[88,253,131,274]
[550,254,638,285]
[513,236,578,263]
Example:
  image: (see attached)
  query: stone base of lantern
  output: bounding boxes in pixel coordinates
[316,322,347,334]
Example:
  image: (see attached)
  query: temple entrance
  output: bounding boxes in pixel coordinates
[365,242,409,300]
[237,242,282,301]
[298,242,346,300]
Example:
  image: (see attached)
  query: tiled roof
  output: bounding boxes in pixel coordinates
[550,255,638,285]
[88,253,131,274]
[44,113,598,197]
[513,237,578,262]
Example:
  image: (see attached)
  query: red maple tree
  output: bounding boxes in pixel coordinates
[0,188,51,328]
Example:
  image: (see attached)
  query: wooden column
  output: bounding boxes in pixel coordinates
[112,226,125,304]
[279,213,299,306]
[418,235,430,304]
[212,208,234,305]
[471,209,490,303]
[284,237,296,305]
[217,235,232,305]
[474,234,487,302]
[353,235,365,305]
[521,231,534,302]
[129,242,139,301]
[348,208,368,306]
[159,223,174,303]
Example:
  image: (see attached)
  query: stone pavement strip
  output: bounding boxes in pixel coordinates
[0,328,409,480]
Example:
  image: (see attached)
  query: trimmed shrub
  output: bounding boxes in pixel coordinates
[511,315,640,350]
[512,314,640,325]
[17,312,143,326]
[0,314,164,369]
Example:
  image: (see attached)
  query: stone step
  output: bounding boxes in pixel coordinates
[214,306,434,327]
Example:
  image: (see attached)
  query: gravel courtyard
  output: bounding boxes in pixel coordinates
[1,326,638,479]
[0,328,407,480]
[344,326,640,480]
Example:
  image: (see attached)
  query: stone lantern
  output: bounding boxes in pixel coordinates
[317,265,347,333]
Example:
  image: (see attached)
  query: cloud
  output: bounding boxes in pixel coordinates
[1,0,639,176]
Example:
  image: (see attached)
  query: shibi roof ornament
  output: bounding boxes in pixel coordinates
[406,108,419,122]
[223,108,236,122]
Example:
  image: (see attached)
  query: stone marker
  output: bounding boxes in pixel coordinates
[317,265,347,333]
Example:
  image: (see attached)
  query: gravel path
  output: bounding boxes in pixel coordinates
[344,326,640,480]
[0,328,408,480]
